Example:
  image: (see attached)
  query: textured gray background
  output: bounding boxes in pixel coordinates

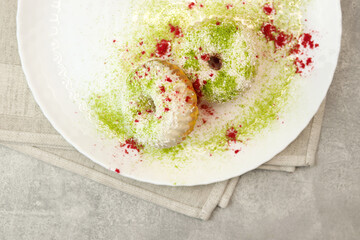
[1,0,360,239]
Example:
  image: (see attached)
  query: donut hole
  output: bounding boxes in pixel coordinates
[136,95,156,114]
[208,54,222,70]
[145,98,156,113]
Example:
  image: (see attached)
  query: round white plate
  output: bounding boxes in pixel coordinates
[17,0,341,186]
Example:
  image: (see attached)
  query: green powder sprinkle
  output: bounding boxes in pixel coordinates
[183,50,200,71]
[202,71,238,102]
[85,0,308,167]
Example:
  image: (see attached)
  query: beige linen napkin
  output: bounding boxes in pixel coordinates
[0,0,325,220]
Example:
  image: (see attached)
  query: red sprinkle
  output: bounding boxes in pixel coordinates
[139,41,143,46]
[202,119,207,124]
[263,3,275,15]
[216,21,221,25]
[200,4,204,7]
[301,33,315,49]
[113,40,116,43]
[289,43,301,55]
[155,39,171,57]
[294,57,306,73]
[188,2,195,9]
[165,97,172,102]
[193,78,203,98]
[275,32,292,49]
[226,127,238,142]
[200,104,214,115]
[306,57,313,66]
[141,51,146,55]
[135,119,139,123]
[165,77,173,82]
[209,73,214,77]
[164,107,170,112]
[201,54,210,61]
[159,86,166,93]
[120,139,142,152]
[261,22,292,49]
[185,96,191,103]
[226,4,233,9]
[203,80,207,85]
[169,24,183,38]
[261,22,277,42]
[235,150,241,154]
[115,168,120,173]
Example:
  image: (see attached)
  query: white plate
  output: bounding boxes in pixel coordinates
[17,0,341,186]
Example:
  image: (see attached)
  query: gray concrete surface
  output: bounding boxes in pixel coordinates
[1,1,360,239]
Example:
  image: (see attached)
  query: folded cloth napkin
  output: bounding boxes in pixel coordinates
[0,0,326,220]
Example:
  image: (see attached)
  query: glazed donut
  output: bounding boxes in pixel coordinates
[173,18,258,102]
[123,60,198,148]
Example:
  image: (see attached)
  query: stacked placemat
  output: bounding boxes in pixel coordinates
[0,0,326,220]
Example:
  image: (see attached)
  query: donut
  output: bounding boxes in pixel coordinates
[173,18,258,102]
[123,60,198,148]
